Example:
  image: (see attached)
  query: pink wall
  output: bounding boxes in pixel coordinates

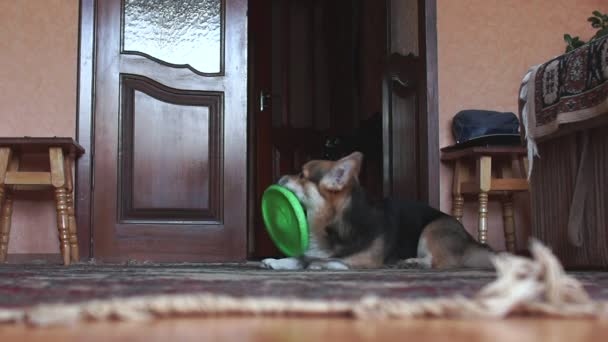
[437,0,605,251]
[0,0,78,256]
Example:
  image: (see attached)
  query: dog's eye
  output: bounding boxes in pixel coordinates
[298,172,305,179]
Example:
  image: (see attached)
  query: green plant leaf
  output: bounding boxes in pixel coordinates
[594,27,608,40]
[564,10,608,53]
[589,17,601,28]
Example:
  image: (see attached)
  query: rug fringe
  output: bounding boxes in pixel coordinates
[1,240,607,326]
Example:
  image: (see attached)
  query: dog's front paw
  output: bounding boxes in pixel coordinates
[306,260,349,271]
[260,257,304,270]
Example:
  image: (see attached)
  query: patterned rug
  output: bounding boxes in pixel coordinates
[523,34,608,140]
[2,245,608,325]
[2,262,608,309]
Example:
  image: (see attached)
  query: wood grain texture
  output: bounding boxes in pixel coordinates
[531,127,608,268]
[2,318,608,342]
[75,0,95,259]
[0,140,80,263]
[48,148,65,188]
[503,194,516,253]
[460,179,529,194]
[0,138,84,156]
[54,187,70,265]
[384,0,439,207]
[0,148,10,185]
[4,172,52,186]
[119,75,222,223]
[0,190,12,262]
[92,0,248,262]
[441,146,527,161]
[63,156,79,262]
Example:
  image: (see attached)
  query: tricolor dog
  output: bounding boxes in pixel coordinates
[261,152,493,270]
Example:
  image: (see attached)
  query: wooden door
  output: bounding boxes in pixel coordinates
[90,0,248,262]
[383,0,439,207]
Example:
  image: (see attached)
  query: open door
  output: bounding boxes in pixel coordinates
[383,0,439,207]
[78,0,248,262]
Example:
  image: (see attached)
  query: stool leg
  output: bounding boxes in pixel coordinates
[0,150,17,263]
[478,192,489,245]
[64,156,79,262]
[452,194,464,221]
[477,156,492,245]
[451,160,467,221]
[66,192,79,262]
[0,188,12,263]
[54,187,71,266]
[519,157,529,179]
[502,194,516,252]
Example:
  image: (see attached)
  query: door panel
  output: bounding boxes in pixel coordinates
[92,0,247,262]
[383,0,439,207]
[119,75,222,222]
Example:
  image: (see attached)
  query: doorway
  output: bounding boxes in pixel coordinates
[249,0,387,257]
[248,0,439,258]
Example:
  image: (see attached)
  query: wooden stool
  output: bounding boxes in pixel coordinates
[0,138,84,265]
[441,146,529,252]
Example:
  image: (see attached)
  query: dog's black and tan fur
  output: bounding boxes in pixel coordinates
[261,152,493,270]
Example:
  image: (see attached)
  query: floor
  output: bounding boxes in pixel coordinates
[2,317,608,341]
[2,258,607,341]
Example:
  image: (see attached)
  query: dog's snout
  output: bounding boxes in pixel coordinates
[277,176,288,186]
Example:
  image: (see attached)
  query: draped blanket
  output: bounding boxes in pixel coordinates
[522,34,608,143]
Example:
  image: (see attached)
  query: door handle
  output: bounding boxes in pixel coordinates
[259,90,271,112]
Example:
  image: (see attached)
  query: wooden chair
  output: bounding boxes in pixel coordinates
[0,137,84,265]
[441,146,528,252]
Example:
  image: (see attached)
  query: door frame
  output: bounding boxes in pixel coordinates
[383,0,439,207]
[247,0,439,257]
[75,0,95,259]
[76,0,439,260]
[417,0,440,208]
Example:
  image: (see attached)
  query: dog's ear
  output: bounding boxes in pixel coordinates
[320,152,363,191]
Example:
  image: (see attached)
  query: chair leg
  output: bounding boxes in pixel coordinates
[502,194,516,253]
[0,187,12,263]
[54,187,71,266]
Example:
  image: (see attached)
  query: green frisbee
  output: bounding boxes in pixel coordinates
[261,185,309,257]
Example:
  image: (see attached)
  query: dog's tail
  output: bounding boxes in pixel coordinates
[462,243,495,269]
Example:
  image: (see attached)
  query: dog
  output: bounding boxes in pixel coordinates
[261,151,494,270]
